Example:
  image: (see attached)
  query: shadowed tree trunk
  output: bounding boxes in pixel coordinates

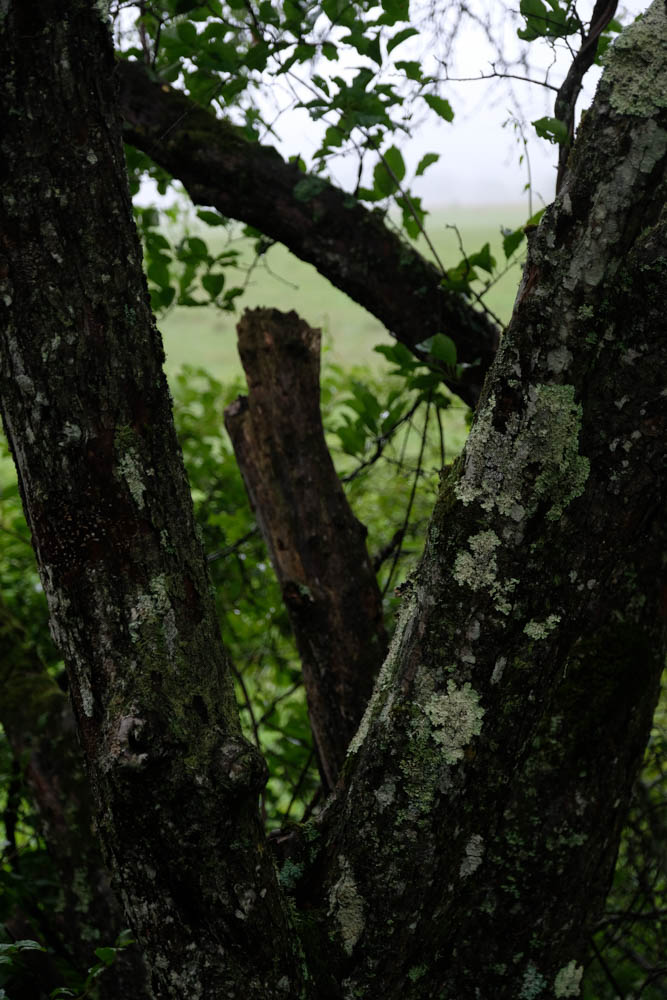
[0,4,301,997]
[225,308,387,791]
[0,2,665,1000]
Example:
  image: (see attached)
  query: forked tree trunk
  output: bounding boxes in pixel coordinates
[0,2,665,999]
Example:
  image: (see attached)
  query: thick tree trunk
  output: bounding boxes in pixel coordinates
[0,598,149,999]
[0,5,300,997]
[225,309,386,791]
[293,7,666,996]
[116,58,500,409]
[1,1,665,999]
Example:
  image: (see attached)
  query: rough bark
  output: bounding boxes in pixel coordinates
[224,309,387,791]
[1,1,665,999]
[0,598,149,999]
[292,7,666,996]
[0,5,300,998]
[116,58,500,409]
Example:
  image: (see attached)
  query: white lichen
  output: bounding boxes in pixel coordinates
[116,449,147,509]
[459,833,485,878]
[423,681,484,764]
[523,614,561,640]
[491,656,507,685]
[453,530,518,615]
[328,856,365,956]
[129,574,178,661]
[455,384,589,524]
[59,421,81,446]
[520,962,547,999]
[374,778,396,811]
[604,1,667,118]
[554,960,584,997]
[80,673,94,718]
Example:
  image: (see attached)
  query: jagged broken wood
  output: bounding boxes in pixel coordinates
[225,308,387,791]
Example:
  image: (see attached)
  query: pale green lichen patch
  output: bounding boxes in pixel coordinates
[520,962,547,999]
[453,530,518,615]
[456,384,589,524]
[278,859,304,891]
[523,614,561,640]
[459,833,484,878]
[554,960,583,997]
[603,1,667,118]
[129,574,178,662]
[328,856,365,956]
[423,681,484,764]
[116,449,147,509]
[374,777,396,811]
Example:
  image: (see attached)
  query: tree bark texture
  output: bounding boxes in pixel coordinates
[293,7,666,996]
[0,1,665,999]
[0,598,149,1000]
[116,58,500,409]
[0,5,300,997]
[224,308,387,791]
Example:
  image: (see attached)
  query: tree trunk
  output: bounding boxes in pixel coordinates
[0,1,665,999]
[293,7,666,995]
[0,5,300,997]
[225,308,386,791]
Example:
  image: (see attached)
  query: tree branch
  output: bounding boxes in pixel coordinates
[115,58,501,408]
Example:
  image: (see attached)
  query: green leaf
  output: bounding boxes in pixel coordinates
[373,146,406,197]
[532,116,569,145]
[379,0,410,24]
[196,210,226,227]
[387,26,419,54]
[202,273,225,298]
[174,0,204,12]
[467,242,495,274]
[394,59,423,82]
[244,42,270,71]
[94,947,117,966]
[147,257,171,289]
[293,176,328,202]
[415,152,439,177]
[419,333,457,366]
[423,94,454,122]
[526,207,546,227]
[502,227,525,259]
[517,0,547,39]
[176,20,198,46]
[183,236,209,260]
[373,342,417,371]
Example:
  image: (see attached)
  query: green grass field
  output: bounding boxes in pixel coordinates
[158,203,528,382]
